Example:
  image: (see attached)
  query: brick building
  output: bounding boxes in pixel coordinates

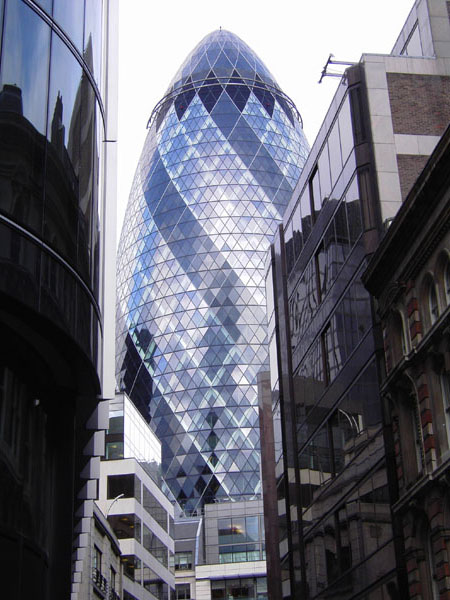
[364,122,450,600]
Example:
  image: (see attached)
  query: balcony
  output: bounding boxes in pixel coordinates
[92,567,108,596]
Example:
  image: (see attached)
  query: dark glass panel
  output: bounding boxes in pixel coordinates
[76,77,97,285]
[198,70,222,113]
[253,76,274,117]
[107,474,140,500]
[0,0,50,134]
[122,555,141,582]
[292,203,303,261]
[0,224,40,310]
[53,0,84,51]
[39,249,77,339]
[143,485,167,530]
[0,0,50,236]
[109,514,141,541]
[84,0,103,83]
[175,77,196,120]
[45,33,83,265]
[226,70,250,112]
[144,562,169,600]
[143,524,168,567]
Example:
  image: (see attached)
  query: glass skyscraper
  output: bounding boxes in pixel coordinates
[116,29,308,512]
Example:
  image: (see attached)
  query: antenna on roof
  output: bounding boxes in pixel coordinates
[319,54,356,83]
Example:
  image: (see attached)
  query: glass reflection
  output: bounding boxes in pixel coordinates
[116,29,309,512]
[53,0,84,51]
[84,0,103,84]
[0,0,50,135]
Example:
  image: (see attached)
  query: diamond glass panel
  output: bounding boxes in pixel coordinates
[117,30,309,512]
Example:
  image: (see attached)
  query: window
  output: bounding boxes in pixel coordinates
[108,514,141,541]
[211,577,267,600]
[110,567,116,591]
[218,516,263,563]
[176,583,191,599]
[93,546,102,574]
[143,486,168,530]
[429,280,439,324]
[107,474,140,501]
[441,371,450,445]
[143,524,168,567]
[92,546,107,593]
[445,261,450,305]
[390,311,408,365]
[122,555,141,582]
[174,551,192,571]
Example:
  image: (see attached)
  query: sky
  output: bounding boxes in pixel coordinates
[117,0,414,239]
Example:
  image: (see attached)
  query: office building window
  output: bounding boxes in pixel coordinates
[174,551,192,571]
[107,474,140,501]
[176,583,191,599]
[108,514,141,541]
[93,545,102,574]
[143,485,168,530]
[211,577,267,599]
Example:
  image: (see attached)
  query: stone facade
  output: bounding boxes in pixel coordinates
[364,122,450,600]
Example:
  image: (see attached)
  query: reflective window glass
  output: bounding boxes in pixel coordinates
[345,177,363,245]
[338,96,354,166]
[143,485,167,530]
[53,0,84,51]
[122,555,141,582]
[328,121,343,188]
[310,168,321,216]
[108,514,141,541]
[107,474,140,500]
[300,186,312,241]
[0,0,50,134]
[246,516,259,542]
[318,148,332,207]
[84,0,103,83]
[46,33,83,264]
[292,203,303,261]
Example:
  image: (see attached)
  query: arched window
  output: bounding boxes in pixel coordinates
[391,310,408,364]
[417,517,439,600]
[445,261,450,306]
[441,370,450,447]
[397,377,424,484]
[429,280,439,325]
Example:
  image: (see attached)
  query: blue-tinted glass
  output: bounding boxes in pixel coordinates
[117,29,309,513]
[53,0,84,51]
[84,0,103,84]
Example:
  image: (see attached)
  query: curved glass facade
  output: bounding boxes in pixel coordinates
[0,2,114,598]
[0,0,104,361]
[117,30,309,512]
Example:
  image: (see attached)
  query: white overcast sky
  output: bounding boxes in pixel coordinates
[117,0,414,239]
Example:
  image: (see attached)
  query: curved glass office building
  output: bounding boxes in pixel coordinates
[116,30,309,512]
[0,1,117,598]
